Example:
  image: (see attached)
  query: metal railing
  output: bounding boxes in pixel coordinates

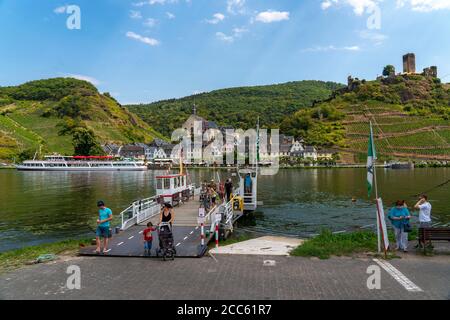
[202,187,239,235]
[120,184,198,231]
[120,196,160,230]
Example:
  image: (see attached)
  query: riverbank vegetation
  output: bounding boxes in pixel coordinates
[0,238,91,273]
[291,229,418,259]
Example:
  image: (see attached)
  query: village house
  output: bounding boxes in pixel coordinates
[101,143,121,156]
[119,145,145,159]
[302,146,318,161]
[317,149,335,161]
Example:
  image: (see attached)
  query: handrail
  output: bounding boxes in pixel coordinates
[120,184,198,230]
[202,187,240,234]
[120,195,160,230]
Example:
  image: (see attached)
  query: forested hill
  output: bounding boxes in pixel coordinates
[127,81,343,137]
[0,78,163,160]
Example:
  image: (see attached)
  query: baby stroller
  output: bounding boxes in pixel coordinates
[156,222,176,261]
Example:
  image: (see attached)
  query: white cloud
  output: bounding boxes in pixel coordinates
[227,0,246,14]
[216,27,248,43]
[322,0,450,15]
[254,10,290,23]
[321,0,378,15]
[359,30,388,45]
[206,13,225,24]
[216,32,234,43]
[166,12,176,19]
[302,45,361,52]
[133,0,178,6]
[66,74,101,86]
[126,31,160,46]
[143,18,158,27]
[54,6,67,14]
[321,1,334,10]
[396,0,450,11]
[129,10,142,19]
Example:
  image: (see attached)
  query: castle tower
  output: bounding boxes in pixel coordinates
[403,53,416,73]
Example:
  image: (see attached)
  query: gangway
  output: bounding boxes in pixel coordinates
[80,169,258,258]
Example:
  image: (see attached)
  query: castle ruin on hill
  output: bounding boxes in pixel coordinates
[402,53,438,78]
[346,53,439,92]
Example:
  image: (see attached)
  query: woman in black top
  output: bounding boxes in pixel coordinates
[160,203,175,226]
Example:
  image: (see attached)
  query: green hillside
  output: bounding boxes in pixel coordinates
[0,78,163,161]
[281,74,450,161]
[127,81,343,137]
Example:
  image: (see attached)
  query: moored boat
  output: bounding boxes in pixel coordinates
[16,155,147,171]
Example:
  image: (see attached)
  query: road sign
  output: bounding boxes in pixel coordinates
[198,207,205,218]
[197,217,206,224]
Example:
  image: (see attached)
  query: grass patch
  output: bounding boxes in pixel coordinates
[291,228,419,259]
[0,238,91,274]
[291,229,378,259]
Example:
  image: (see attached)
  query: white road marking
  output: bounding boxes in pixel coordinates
[190,231,194,235]
[117,242,124,246]
[373,259,423,292]
[139,231,143,234]
[183,236,188,240]
[176,243,181,247]
[195,226,199,230]
[208,252,218,263]
[128,236,134,240]
[104,249,111,253]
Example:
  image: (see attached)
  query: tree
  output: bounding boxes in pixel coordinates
[382,65,395,77]
[72,128,104,156]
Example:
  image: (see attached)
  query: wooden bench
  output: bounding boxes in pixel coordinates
[418,227,450,252]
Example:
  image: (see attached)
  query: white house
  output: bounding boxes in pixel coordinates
[303,146,318,161]
[290,139,305,153]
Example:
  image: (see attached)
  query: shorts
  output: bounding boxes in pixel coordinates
[96,226,111,238]
[144,240,153,250]
[419,222,432,228]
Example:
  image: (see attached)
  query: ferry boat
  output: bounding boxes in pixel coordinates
[16,155,148,171]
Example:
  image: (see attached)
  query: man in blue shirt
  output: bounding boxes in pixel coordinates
[95,200,113,254]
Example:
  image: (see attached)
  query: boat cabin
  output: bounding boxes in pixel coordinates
[155,173,190,206]
[238,169,258,212]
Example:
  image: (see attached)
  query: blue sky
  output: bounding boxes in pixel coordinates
[1,0,449,104]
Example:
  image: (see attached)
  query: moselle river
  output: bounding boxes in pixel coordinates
[0,168,448,252]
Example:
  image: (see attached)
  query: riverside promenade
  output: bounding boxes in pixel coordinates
[1,244,449,300]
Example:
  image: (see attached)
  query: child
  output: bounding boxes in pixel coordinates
[143,222,156,256]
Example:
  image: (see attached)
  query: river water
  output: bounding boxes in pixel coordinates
[0,168,448,252]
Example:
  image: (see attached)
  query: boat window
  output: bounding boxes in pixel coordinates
[164,178,170,189]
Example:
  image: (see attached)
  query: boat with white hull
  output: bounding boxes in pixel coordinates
[16,155,147,171]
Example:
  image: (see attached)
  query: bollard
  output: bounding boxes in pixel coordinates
[215,224,219,248]
[201,223,205,247]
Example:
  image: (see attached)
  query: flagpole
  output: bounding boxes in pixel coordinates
[256,117,259,174]
[370,121,387,258]
[371,122,379,200]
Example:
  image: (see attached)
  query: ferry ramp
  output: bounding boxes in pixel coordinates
[79,193,221,258]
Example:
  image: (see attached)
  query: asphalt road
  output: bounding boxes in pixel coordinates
[0,253,449,300]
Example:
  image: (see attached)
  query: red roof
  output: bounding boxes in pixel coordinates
[72,156,114,159]
[156,174,187,179]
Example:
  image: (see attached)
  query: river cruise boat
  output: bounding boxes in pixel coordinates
[16,155,148,171]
